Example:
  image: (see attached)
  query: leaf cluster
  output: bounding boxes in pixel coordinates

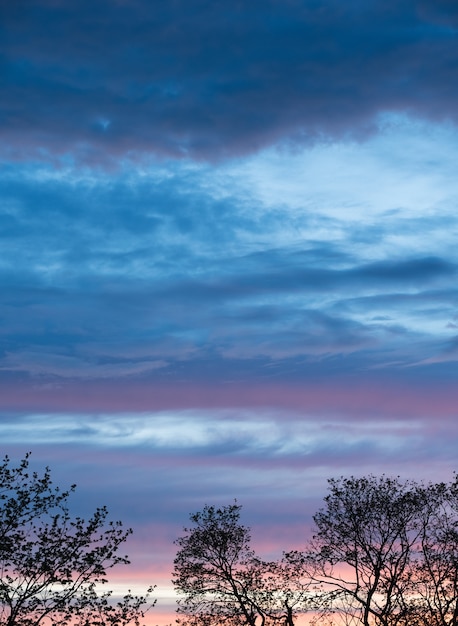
[0,453,155,626]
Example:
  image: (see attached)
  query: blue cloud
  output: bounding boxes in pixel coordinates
[2,0,458,161]
[1,147,457,384]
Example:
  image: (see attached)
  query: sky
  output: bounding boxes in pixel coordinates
[1,0,458,621]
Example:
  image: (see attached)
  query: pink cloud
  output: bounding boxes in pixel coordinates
[2,378,457,420]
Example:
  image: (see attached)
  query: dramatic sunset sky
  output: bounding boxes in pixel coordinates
[2,0,458,621]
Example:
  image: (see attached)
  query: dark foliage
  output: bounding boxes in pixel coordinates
[0,453,154,626]
[174,475,458,626]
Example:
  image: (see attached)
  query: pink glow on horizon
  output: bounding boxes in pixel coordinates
[2,379,458,419]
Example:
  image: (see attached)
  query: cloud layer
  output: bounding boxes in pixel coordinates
[2,0,458,160]
[2,2,458,623]
[2,127,458,393]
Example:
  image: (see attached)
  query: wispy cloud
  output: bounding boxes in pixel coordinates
[2,126,458,385]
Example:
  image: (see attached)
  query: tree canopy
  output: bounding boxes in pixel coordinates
[174,475,458,626]
[4,452,458,626]
[173,503,315,626]
[0,453,154,626]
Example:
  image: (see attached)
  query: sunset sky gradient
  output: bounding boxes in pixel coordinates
[1,0,458,620]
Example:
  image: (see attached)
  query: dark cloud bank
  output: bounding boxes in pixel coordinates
[2,0,458,161]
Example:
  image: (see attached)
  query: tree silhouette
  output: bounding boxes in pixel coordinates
[173,502,314,626]
[0,453,154,626]
[173,503,260,626]
[310,475,425,626]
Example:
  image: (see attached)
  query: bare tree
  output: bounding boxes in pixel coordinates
[173,503,261,626]
[0,453,154,626]
[310,475,425,626]
[404,478,458,626]
[249,551,317,626]
[173,503,313,626]
[173,476,458,626]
